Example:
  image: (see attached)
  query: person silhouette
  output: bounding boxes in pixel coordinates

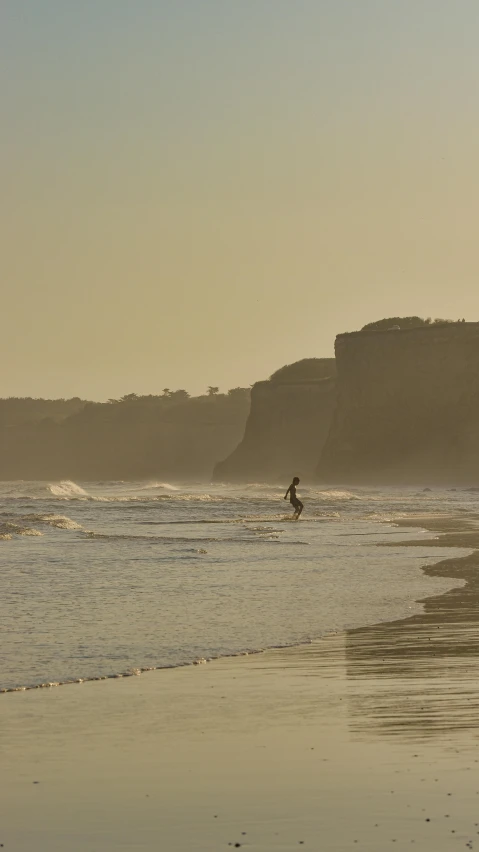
[284,476,303,519]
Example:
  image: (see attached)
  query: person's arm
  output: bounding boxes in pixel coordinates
[284,485,291,500]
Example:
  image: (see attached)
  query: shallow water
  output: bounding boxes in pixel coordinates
[0,480,474,691]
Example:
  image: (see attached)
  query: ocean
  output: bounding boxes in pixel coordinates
[0,480,473,693]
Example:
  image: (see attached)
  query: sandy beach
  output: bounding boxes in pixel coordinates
[2,518,479,851]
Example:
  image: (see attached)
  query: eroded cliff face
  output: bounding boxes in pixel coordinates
[318,323,479,483]
[213,359,336,482]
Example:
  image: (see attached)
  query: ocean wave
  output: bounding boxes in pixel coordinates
[82,530,308,545]
[0,521,43,538]
[52,489,224,504]
[246,526,284,533]
[59,493,227,503]
[0,513,83,531]
[308,489,360,501]
[13,480,221,503]
[363,510,454,523]
[48,480,90,499]
[138,481,180,491]
[0,480,363,506]
[92,493,225,503]
[312,511,341,519]
[0,480,91,502]
[242,483,284,493]
[140,514,325,526]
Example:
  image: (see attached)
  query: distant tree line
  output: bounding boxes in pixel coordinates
[0,388,250,427]
[0,387,252,480]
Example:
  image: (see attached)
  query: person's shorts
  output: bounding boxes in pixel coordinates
[291,498,302,510]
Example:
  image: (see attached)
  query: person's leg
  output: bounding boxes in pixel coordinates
[295,500,304,518]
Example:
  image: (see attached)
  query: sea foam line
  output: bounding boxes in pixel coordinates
[0,639,319,695]
[81,530,308,545]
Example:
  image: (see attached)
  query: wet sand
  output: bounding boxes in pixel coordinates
[2,521,479,851]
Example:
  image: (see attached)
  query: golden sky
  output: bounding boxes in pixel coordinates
[3,1,479,398]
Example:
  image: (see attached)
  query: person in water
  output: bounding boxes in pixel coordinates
[284,476,303,518]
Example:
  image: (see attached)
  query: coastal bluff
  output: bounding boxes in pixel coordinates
[318,322,479,484]
[213,359,336,482]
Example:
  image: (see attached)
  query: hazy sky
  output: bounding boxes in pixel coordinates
[3,1,479,399]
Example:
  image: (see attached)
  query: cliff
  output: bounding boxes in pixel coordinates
[213,359,336,482]
[318,323,479,484]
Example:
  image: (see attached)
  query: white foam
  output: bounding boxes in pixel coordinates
[139,482,179,491]
[23,513,83,530]
[309,489,360,502]
[6,523,43,537]
[81,492,224,503]
[48,481,90,499]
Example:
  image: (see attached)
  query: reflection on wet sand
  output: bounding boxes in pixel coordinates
[345,524,479,740]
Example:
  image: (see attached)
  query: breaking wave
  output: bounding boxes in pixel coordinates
[48,480,90,499]
[0,481,370,506]
[0,512,82,531]
[35,513,83,530]
[308,489,360,501]
[138,481,180,491]
[0,522,43,539]
[1,480,226,503]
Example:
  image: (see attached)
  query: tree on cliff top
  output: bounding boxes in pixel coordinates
[270,358,336,383]
[361,316,458,331]
[361,317,429,331]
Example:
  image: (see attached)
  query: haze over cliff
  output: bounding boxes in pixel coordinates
[213,359,336,483]
[319,321,479,484]
[0,390,250,481]
[4,319,479,485]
